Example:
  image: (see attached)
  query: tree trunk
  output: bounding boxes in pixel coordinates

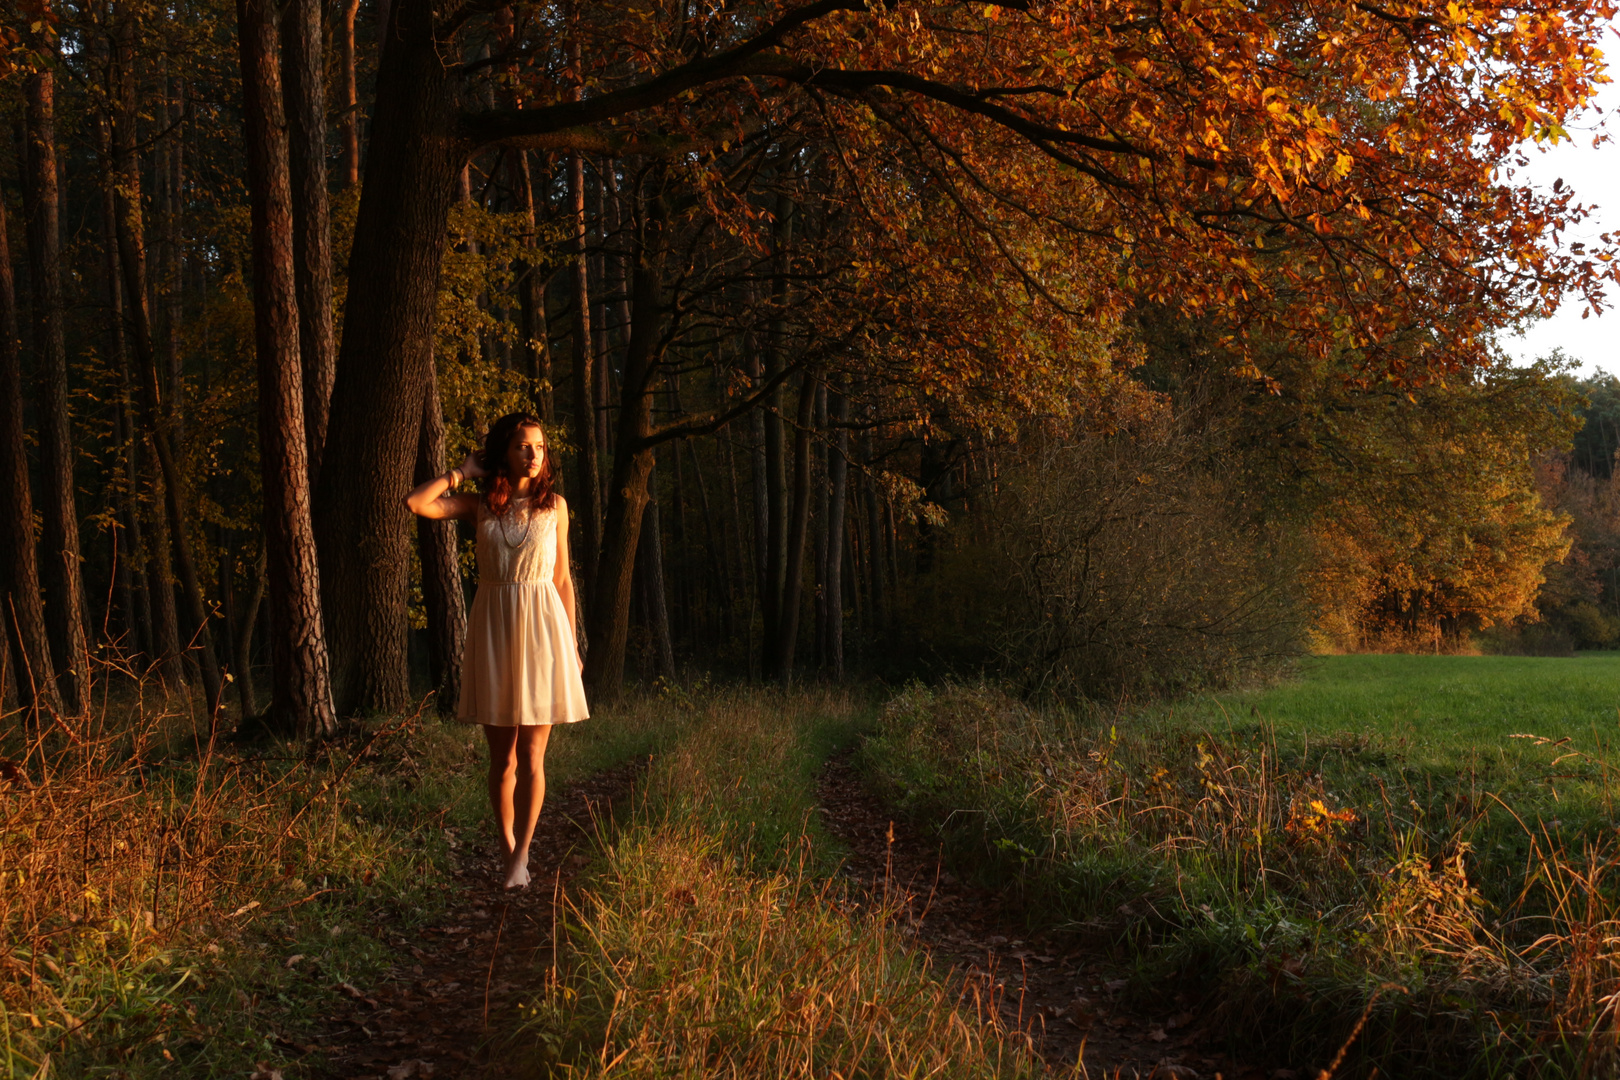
[772,374,816,684]
[822,386,848,679]
[635,455,675,681]
[582,184,663,700]
[313,0,462,715]
[761,350,786,674]
[509,149,552,421]
[760,202,794,678]
[0,187,60,721]
[112,18,225,714]
[567,149,601,613]
[813,387,828,670]
[746,347,768,678]
[340,0,362,188]
[283,0,336,487]
[239,0,339,739]
[415,355,465,714]
[232,547,265,718]
[22,57,90,716]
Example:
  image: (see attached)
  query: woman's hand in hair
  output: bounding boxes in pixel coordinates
[460,451,488,480]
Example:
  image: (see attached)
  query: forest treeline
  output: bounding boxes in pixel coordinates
[0,0,1615,735]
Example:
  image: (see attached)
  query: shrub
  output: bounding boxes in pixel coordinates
[914,419,1305,698]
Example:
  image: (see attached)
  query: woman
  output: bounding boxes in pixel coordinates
[404,412,589,888]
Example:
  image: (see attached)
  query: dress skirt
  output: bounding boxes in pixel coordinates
[457,580,590,727]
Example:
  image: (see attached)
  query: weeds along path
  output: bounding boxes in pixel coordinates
[305,759,645,1080]
[817,753,1259,1080]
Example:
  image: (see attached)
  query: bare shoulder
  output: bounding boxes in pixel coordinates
[552,493,570,517]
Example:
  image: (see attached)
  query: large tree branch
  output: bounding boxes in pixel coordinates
[456,6,1144,166]
[456,0,864,147]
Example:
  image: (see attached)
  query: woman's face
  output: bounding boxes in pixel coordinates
[505,424,546,481]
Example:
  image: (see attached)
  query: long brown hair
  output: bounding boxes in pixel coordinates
[478,413,557,516]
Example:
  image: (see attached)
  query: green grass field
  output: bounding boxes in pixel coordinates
[1153,653,1620,832]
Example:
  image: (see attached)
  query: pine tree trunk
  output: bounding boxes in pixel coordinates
[239,0,338,739]
[0,189,61,721]
[313,0,462,715]
[282,0,336,486]
[567,149,601,613]
[415,355,465,714]
[22,58,90,716]
[773,374,816,684]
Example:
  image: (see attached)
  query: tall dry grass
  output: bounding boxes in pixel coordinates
[0,663,488,1079]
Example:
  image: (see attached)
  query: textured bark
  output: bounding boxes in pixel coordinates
[112,19,225,713]
[0,189,60,721]
[414,357,465,714]
[772,374,817,684]
[313,0,462,715]
[340,0,362,188]
[239,0,338,738]
[22,60,90,715]
[567,149,601,613]
[282,0,336,486]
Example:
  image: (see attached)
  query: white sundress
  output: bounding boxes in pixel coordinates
[457,497,590,726]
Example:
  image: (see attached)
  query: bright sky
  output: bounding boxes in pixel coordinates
[1499,29,1620,379]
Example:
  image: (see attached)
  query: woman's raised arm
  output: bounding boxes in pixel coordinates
[405,452,483,520]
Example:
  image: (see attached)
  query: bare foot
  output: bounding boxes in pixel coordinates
[503,855,531,890]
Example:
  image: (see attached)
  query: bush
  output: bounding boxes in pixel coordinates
[913,418,1305,698]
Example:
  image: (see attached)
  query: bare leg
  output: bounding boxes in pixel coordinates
[482,726,520,865]
[505,724,551,888]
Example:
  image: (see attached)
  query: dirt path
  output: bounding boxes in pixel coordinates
[816,754,1276,1080]
[294,761,644,1080]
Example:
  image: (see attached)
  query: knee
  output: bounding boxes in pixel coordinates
[516,751,545,780]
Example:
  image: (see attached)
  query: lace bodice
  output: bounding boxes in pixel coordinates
[475,498,558,585]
